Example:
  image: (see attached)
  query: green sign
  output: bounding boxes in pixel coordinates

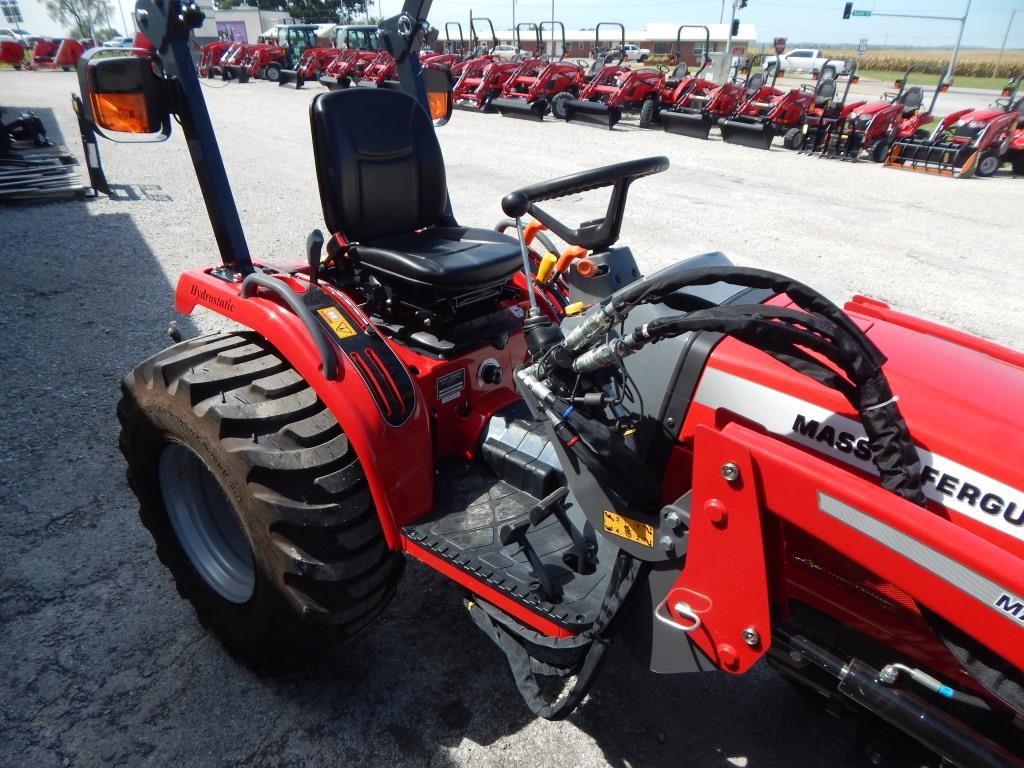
[851,9,871,16]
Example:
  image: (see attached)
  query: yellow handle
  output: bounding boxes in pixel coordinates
[536,253,557,283]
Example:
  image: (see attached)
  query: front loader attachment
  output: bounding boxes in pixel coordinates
[563,99,621,129]
[222,64,249,83]
[278,68,304,88]
[718,118,775,149]
[662,110,713,139]
[884,138,979,178]
[319,75,349,91]
[493,97,548,121]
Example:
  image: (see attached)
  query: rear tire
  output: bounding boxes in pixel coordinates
[550,91,573,120]
[976,149,1001,177]
[783,127,804,150]
[118,332,403,671]
[638,97,657,129]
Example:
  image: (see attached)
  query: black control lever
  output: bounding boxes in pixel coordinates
[529,487,596,576]
[500,520,556,601]
[306,229,325,285]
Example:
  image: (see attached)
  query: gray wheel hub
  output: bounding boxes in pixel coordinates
[979,154,1000,176]
[159,442,255,603]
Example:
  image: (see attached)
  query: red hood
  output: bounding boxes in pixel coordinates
[954,107,1016,124]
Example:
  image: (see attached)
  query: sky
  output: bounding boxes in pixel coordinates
[11,0,1024,49]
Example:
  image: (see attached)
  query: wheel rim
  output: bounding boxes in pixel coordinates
[159,442,255,603]
[267,67,279,81]
[979,154,999,176]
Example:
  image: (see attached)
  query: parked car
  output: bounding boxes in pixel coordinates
[491,44,521,61]
[761,48,850,79]
[622,43,650,62]
[103,36,135,48]
[0,27,32,43]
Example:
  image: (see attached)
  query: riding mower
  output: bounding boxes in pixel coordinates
[816,67,938,163]
[719,75,839,150]
[663,69,775,139]
[79,1,1024,765]
[198,40,231,78]
[492,22,584,121]
[885,74,1024,178]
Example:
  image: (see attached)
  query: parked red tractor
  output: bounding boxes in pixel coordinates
[788,71,867,154]
[563,66,668,129]
[886,74,1024,178]
[663,70,775,139]
[493,23,585,121]
[215,41,249,80]
[814,68,938,162]
[1,40,25,69]
[452,57,520,111]
[719,76,840,150]
[319,48,379,90]
[78,3,1024,767]
[198,40,232,78]
[279,46,341,88]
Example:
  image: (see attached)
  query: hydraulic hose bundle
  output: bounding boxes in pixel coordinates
[520,265,926,507]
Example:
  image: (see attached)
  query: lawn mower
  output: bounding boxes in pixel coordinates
[718,75,839,150]
[492,24,585,121]
[885,74,1024,178]
[198,40,231,78]
[80,2,1024,766]
[318,49,379,90]
[814,67,938,163]
[662,69,775,139]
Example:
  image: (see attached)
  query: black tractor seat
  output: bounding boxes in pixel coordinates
[898,86,923,116]
[310,88,522,292]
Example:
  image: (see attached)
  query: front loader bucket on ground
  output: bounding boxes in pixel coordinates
[719,119,775,149]
[222,65,249,83]
[563,99,621,130]
[662,110,713,139]
[493,97,548,121]
[885,139,979,178]
[319,75,349,91]
[278,69,304,88]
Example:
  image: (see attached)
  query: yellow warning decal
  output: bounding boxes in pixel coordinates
[317,307,358,340]
[603,510,654,548]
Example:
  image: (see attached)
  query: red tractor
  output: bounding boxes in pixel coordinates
[452,57,520,111]
[718,75,840,150]
[77,3,1024,766]
[562,66,667,129]
[354,50,398,88]
[198,40,232,78]
[319,48,379,90]
[663,70,777,139]
[0,40,25,69]
[886,74,1024,178]
[279,46,341,88]
[216,41,250,80]
[788,71,868,154]
[492,57,586,121]
[816,68,939,162]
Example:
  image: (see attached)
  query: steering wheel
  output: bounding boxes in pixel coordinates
[501,156,668,252]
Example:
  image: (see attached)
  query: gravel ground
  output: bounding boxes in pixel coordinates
[2,69,1022,768]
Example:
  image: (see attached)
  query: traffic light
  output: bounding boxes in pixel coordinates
[843,2,853,19]
[739,0,748,7]
[732,18,740,36]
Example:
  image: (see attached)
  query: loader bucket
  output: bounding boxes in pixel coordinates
[493,97,548,121]
[319,75,350,91]
[278,69,304,88]
[222,65,249,83]
[662,110,713,139]
[563,99,621,129]
[719,119,775,149]
[884,139,979,178]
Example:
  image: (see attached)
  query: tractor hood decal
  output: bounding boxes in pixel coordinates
[694,367,1024,544]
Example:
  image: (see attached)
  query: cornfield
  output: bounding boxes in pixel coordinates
[824,49,1024,79]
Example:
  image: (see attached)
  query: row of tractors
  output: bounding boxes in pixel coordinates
[0,37,86,72]
[198,19,1024,179]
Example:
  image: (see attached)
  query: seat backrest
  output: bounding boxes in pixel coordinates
[309,88,447,242]
[899,86,923,114]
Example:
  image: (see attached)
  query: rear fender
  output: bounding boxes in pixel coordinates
[175,268,433,549]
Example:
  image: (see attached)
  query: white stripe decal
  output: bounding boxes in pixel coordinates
[694,368,1024,544]
[818,493,1024,628]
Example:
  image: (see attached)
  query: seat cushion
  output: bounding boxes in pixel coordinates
[348,227,523,290]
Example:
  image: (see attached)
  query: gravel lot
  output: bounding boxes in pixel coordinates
[2,69,1021,768]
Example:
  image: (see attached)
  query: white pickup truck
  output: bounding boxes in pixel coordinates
[622,44,651,62]
[761,48,850,79]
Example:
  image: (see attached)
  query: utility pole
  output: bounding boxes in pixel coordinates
[992,9,1016,79]
[720,0,725,23]
[943,0,971,88]
[721,0,738,83]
